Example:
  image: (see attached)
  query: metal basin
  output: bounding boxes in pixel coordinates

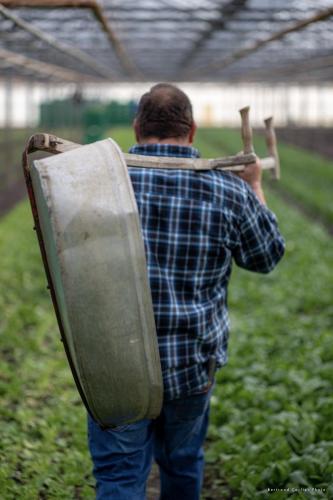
[30,138,163,428]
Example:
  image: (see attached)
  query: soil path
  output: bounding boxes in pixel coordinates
[147,463,160,499]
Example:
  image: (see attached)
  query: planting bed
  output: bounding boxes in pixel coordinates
[275,127,333,161]
[0,127,332,499]
[0,128,83,217]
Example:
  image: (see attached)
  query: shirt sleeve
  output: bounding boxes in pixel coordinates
[232,186,285,273]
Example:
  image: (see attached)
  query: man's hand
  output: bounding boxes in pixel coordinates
[236,156,266,205]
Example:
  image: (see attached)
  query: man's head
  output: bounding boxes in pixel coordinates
[134,83,196,145]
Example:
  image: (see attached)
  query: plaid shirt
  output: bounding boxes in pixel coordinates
[128,143,285,400]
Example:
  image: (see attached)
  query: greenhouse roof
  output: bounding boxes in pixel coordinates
[0,0,333,84]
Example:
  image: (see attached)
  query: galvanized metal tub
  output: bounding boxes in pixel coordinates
[29,138,163,428]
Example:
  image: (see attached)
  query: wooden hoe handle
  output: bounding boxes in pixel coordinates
[264,117,280,180]
[239,106,254,155]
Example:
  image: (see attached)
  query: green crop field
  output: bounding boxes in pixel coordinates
[0,127,332,499]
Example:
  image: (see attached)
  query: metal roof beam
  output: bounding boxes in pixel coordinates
[100,15,301,24]
[0,46,98,82]
[0,0,142,78]
[179,0,247,69]
[183,6,333,78]
[106,3,218,14]
[0,3,116,79]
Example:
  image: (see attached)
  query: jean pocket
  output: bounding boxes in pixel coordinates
[171,391,210,422]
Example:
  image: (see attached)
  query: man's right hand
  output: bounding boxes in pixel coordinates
[236,157,266,205]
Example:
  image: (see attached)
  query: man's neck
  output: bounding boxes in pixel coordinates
[139,137,191,146]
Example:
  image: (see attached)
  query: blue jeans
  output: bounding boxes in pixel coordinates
[87,390,211,500]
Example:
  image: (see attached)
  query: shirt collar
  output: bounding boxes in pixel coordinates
[129,143,200,159]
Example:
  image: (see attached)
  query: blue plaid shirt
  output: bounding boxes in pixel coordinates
[128,143,285,400]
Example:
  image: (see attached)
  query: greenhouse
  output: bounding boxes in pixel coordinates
[0,1,333,499]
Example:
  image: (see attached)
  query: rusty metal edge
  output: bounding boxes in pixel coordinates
[22,135,109,429]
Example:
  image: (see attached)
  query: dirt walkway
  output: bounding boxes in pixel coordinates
[147,463,160,499]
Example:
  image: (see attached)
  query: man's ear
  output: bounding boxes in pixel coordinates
[133,119,140,143]
[188,121,197,145]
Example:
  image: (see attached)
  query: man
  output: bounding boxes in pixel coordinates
[87,83,285,499]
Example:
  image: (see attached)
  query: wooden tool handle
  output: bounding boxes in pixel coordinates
[239,106,254,155]
[25,132,278,176]
[24,133,257,171]
[264,117,280,180]
[264,117,275,155]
